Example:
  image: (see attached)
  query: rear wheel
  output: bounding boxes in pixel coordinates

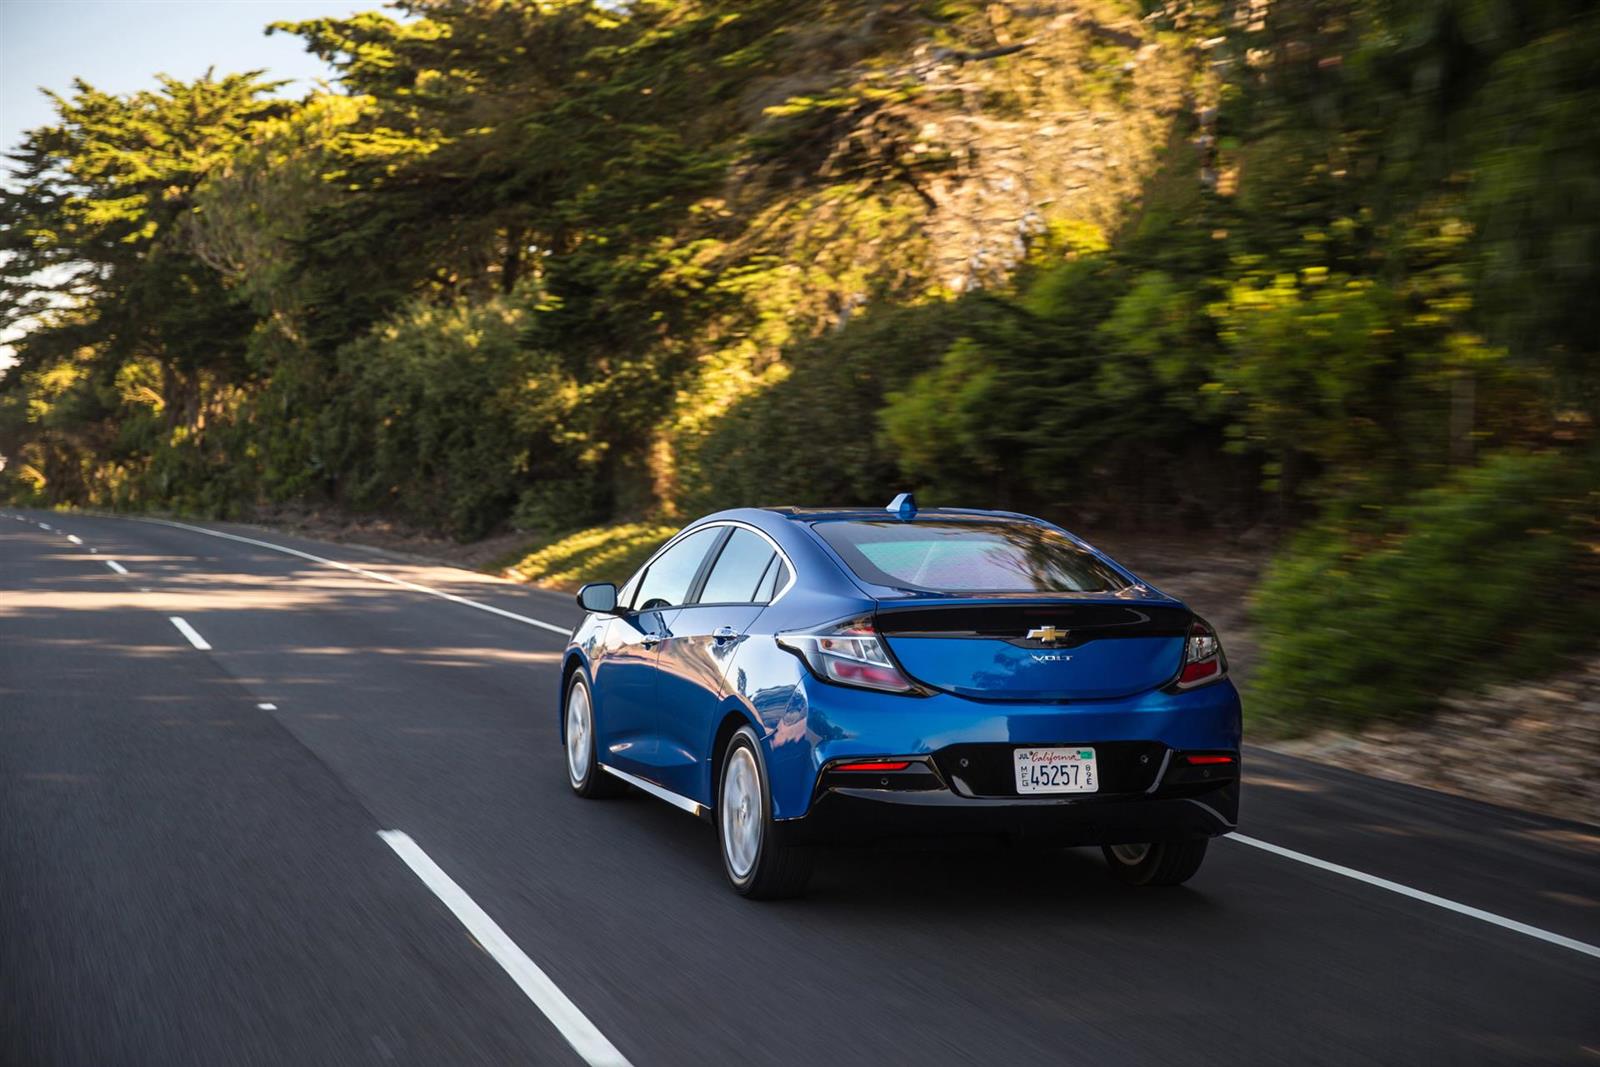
[565,675,625,798]
[1102,838,1209,886]
[718,726,812,899]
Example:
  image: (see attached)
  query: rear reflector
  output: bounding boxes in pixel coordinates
[1177,657,1220,685]
[834,760,913,772]
[1183,754,1235,766]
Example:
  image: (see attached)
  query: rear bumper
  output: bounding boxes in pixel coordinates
[761,673,1243,820]
[784,750,1239,847]
[788,779,1238,847]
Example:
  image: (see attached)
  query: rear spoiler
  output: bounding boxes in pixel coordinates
[872,599,1192,640]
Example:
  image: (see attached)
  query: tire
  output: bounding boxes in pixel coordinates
[1102,837,1209,887]
[564,674,626,798]
[717,726,812,899]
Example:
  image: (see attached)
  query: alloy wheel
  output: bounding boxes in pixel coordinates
[566,682,592,785]
[721,746,762,879]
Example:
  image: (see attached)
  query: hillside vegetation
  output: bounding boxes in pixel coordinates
[2,0,1597,731]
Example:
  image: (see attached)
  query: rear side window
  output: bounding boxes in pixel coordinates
[697,528,777,604]
[752,556,790,604]
[813,520,1129,594]
[631,526,722,611]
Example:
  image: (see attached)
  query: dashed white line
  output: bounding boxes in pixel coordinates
[378,831,632,1067]
[66,534,82,544]
[1225,833,1600,961]
[168,616,212,651]
[143,518,569,636]
[257,703,277,711]
[104,560,129,575]
[38,522,51,531]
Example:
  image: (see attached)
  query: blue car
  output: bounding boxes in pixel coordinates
[561,495,1241,898]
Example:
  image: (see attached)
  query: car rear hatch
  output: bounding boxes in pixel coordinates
[874,599,1191,701]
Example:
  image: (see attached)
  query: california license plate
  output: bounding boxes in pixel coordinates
[1014,747,1099,795]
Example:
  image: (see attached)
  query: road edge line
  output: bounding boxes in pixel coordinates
[1225,832,1600,961]
[138,518,569,636]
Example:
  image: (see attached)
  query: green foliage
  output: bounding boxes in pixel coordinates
[1466,4,1600,412]
[0,71,287,510]
[1249,451,1600,731]
[300,288,591,540]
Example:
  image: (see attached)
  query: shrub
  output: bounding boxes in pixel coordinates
[1248,451,1600,732]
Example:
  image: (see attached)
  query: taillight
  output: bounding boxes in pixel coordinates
[1175,618,1227,689]
[777,616,921,694]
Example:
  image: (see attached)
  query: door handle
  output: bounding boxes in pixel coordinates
[641,632,665,648]
[712,626,739,644]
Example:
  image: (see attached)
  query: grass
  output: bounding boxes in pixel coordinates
[496,521,678,590]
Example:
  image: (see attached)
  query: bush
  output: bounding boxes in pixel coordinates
[1248,451,1600,732]
[309,291,588,540]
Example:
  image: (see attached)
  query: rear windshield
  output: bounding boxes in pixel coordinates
[814,520,1130,594]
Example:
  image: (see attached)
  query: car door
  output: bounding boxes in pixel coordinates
[653,526,791,801]
[589,525,723,776]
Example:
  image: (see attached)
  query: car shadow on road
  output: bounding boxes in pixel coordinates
[805,840,1227,916]
[611,788,1229,917]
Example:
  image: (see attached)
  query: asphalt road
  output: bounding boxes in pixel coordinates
[3,508,1597,1066]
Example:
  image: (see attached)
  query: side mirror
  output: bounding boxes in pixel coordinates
[576,581,620,614]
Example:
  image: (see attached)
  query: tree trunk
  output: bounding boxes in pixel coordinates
[501,226,526,295]
[1449,371,1476,466]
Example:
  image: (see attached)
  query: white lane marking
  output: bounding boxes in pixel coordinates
[89,547,98,553]
[1226,833,1600,961]
[39,523,52,531]
[142,518,568,636]
[66,534,82,544]
[104,560,129,575]
[257,703,277,710]
[168,616,212,651]
[378,831,632,1067]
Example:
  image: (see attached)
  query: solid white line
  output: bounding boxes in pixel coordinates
[142,519,569,636]
[104,560,129,575]
[168,616,212,651]
[1226,833,1600,961]
[378,831,633,1067]
[66,534,82,544]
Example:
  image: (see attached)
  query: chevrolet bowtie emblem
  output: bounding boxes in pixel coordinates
[1026,626,1068,645]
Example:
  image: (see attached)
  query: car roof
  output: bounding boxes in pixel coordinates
[758,505,1037,523]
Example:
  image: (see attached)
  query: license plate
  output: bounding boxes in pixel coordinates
[1014,747,1099,795]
